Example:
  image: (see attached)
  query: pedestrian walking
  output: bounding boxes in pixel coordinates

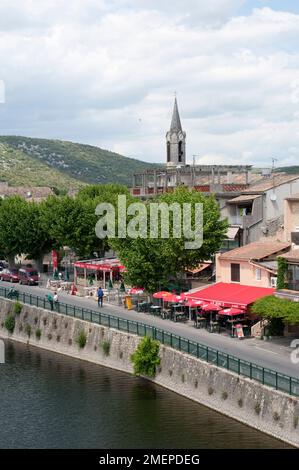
[47,293,54,311]
[53,291,59,311]
[97,286,104,308]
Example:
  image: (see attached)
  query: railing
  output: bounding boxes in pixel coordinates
[1,286,299,397]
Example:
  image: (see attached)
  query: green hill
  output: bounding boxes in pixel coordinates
[0,136,155,191]
[277,166,299,174]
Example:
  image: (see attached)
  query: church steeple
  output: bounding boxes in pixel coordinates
[170,97,182,132]
[166,97,186,167]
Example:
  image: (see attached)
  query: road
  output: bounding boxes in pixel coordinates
[2,280,299,379]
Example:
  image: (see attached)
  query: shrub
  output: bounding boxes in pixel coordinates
[102,340,111,356]
[25,324,32,337]
[35,328,42,340]
[273,412,280,421]
[13,302,22,315]
[4,315,15,334]
[76,330,87,349]
[255,402,261,415]
[130,336,160,377]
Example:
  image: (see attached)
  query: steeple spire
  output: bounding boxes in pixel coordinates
[166,96,186,166]
[170,97,182,132]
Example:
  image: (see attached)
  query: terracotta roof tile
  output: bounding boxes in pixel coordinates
[219,241,291,261]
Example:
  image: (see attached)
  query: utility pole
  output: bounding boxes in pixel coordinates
[272,157,278,190]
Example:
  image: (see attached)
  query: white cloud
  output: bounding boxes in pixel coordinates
[0,2,299,167]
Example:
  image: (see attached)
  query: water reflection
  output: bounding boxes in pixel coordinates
[0,340,289,449]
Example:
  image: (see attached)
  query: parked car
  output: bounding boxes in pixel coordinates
[0,268,19,282]
[18,268,39,285]
[0,261,8,272]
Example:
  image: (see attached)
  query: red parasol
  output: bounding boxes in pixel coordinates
[218,308,245,316]
[201,303,223,312]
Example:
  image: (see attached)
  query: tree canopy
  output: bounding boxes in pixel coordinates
[110,187,228,292]
[252,295,299,324]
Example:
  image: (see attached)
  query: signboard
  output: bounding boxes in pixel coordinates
[235,324,244,339]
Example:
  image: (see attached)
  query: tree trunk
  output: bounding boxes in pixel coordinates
[34,253,44,273]
[7,254,16,269]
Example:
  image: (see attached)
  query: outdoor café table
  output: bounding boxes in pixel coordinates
[150,305,162,316]
[194,316,206,329]
[207,321,220,333]
[161,308,171,320]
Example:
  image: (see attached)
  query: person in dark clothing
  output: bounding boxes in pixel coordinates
[97,286,104,307]
[47,293,54,311]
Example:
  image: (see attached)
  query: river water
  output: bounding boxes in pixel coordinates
[0,340,288,449]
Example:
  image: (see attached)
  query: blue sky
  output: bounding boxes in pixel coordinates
[241,1,299,15]
[1,0,299,167]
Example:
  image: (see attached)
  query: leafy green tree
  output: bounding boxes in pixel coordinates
[111,187,228,292]
[24,201,55,271]
[77,183,130,202]
[252,295,299,325]
[41,195,106,258]
[0,196,30,267]
[131,336,160,377]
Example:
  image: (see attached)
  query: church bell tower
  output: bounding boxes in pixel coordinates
[166,97,186,167]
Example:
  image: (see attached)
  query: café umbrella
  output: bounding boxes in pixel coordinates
[201,303,223,312]
[128,287,144,295]
[185,299,204,321]
[153,291,171,299]
[201,303,222,325]
[218,308,244,316]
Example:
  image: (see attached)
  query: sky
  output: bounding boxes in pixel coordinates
[1,1,299,167]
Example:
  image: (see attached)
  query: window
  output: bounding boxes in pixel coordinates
[167,142,170,162]
[231,263,240,282]
[178,141,183,162]
[255,268,262,281]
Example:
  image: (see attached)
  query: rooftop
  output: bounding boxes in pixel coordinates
[0,185,54,201]
[219,241,291,261]
[243,174,299,193]
[281,249,299,262]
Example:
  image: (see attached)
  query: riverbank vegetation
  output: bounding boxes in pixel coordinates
[131,336,161,377]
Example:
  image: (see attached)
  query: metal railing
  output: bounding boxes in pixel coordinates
[1,286,299,397]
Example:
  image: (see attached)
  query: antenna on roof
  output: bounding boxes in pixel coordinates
[271,157,278,172]
[271,157,278,195]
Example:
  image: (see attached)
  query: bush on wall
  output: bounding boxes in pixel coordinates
[4,315,15,334]
[131,336,160,378]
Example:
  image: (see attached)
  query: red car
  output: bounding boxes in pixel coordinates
[0,268,20,282]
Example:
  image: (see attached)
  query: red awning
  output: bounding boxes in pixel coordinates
[74,259,125,272]
[189,283,275,309]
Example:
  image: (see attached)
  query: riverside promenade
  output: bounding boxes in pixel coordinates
[1,280,299,379]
